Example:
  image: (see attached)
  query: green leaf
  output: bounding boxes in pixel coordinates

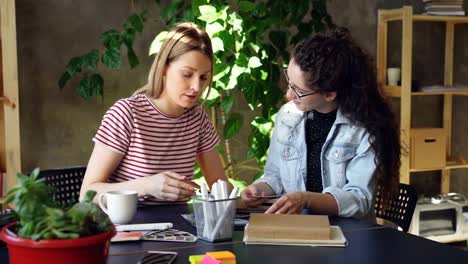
[250,43,260,53]
[100,30,120,48]
[214,62,229,76]
[253,2,267,18]
[122,28,136,46]
[227,64,247,89]
[217,30,234,52]
[221,95,234,113]
[126,44,139,68]
[227,12,243,32]
[199,5,216,15]
[183,8,194,21]
[160,0,184,24]
[89,74,104,97]
[66,57,83,76]
[149,31,168,55]
[236,53,249,67]
[83,190,97,203]
[218,6,229,21]
[127,13,144,32]
[58,72,71,90]
[46,207,64,218]
[30,167,40,179]
[102,42,121,70]
[205,22,224,36]
[223,113,243,139]
[213,64,230,82]
[75,74,103,99]
[198,13,219,23]
[248,56,262,68]
[252,117,273,135]
[75,76,91,99]
[82,49,99,71]
[191,0,206,18]
[211,37,224,53]
[239,1,256,12]
[198,5,220,23]
[203,86,220,101]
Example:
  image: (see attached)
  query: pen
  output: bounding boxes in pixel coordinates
[210,187,239,240]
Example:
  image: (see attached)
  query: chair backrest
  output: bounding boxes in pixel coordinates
[39,166,86,207]
[374,183,418,232]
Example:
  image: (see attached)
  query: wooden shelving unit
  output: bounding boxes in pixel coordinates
[377,6,468,193]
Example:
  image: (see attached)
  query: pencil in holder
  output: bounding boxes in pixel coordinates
[191,195,238,242]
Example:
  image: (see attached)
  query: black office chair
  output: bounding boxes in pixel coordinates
[39,166,87,207]
[374,183,418,232]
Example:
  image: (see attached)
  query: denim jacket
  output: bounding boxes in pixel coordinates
[254,102,376,219]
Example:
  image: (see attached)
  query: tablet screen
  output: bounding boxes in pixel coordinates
[137,251,177,264]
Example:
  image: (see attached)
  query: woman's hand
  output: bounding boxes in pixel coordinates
[265,192,307,214]
[142,171,199,201]
[240,184,269,207]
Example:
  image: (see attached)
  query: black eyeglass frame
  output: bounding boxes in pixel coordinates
[282,68,320,99]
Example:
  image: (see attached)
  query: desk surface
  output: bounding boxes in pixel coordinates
[2,205,468,263]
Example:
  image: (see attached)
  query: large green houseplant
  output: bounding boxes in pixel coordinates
[58,0,334,180]
[0,168,115,264]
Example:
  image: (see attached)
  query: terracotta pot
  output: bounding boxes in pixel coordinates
[0,222,116,264]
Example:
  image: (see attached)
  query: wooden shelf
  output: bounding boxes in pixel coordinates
[413,15,468,24]
[380,9,468,24]
[409,160,468,172]
[382,86,401,97]
[446,160,468,170]
[383,86,468,97]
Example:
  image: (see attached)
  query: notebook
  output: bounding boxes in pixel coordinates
[243,225,348,247]
[242,213,347,247]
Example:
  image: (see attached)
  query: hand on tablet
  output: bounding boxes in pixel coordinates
[241,184,277,207]
[265,192,307,214]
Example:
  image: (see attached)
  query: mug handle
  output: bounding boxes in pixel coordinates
[98,193,109,215]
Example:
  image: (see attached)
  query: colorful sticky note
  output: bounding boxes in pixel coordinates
[205,251,236,263]
[189,255,205,264]
[206,251,236,261]
[199,255,221,264]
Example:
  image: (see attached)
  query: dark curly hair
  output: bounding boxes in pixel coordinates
[293,27,400,197]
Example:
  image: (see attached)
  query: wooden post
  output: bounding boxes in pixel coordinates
[441,22,454,193]
[377,10,388,90]
[1,0,21,193]
[399,6,413,184]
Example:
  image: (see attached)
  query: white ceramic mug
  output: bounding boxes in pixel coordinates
[98,190,138,225]
[387,67,401,86]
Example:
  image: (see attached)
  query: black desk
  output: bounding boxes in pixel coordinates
[2,205,468,263]
[108,205,468,264]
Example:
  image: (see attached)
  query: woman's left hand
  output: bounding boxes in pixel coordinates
[265,192,307,214]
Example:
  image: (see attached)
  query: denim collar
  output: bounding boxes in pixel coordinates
[281,101,351,128]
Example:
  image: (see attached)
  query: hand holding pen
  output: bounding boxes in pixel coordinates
[142,171,199,201]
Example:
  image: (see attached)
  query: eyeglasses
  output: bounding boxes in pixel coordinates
[282,69,319,99]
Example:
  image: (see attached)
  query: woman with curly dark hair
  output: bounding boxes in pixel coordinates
[241,27,400,219]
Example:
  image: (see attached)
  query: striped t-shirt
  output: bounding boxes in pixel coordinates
[93,94,219,203]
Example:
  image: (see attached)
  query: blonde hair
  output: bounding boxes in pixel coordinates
[134,22,214,98]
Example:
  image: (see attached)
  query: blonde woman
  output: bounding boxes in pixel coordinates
[80,23,230,204]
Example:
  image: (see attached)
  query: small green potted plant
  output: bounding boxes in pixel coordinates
[0,168,116,264]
